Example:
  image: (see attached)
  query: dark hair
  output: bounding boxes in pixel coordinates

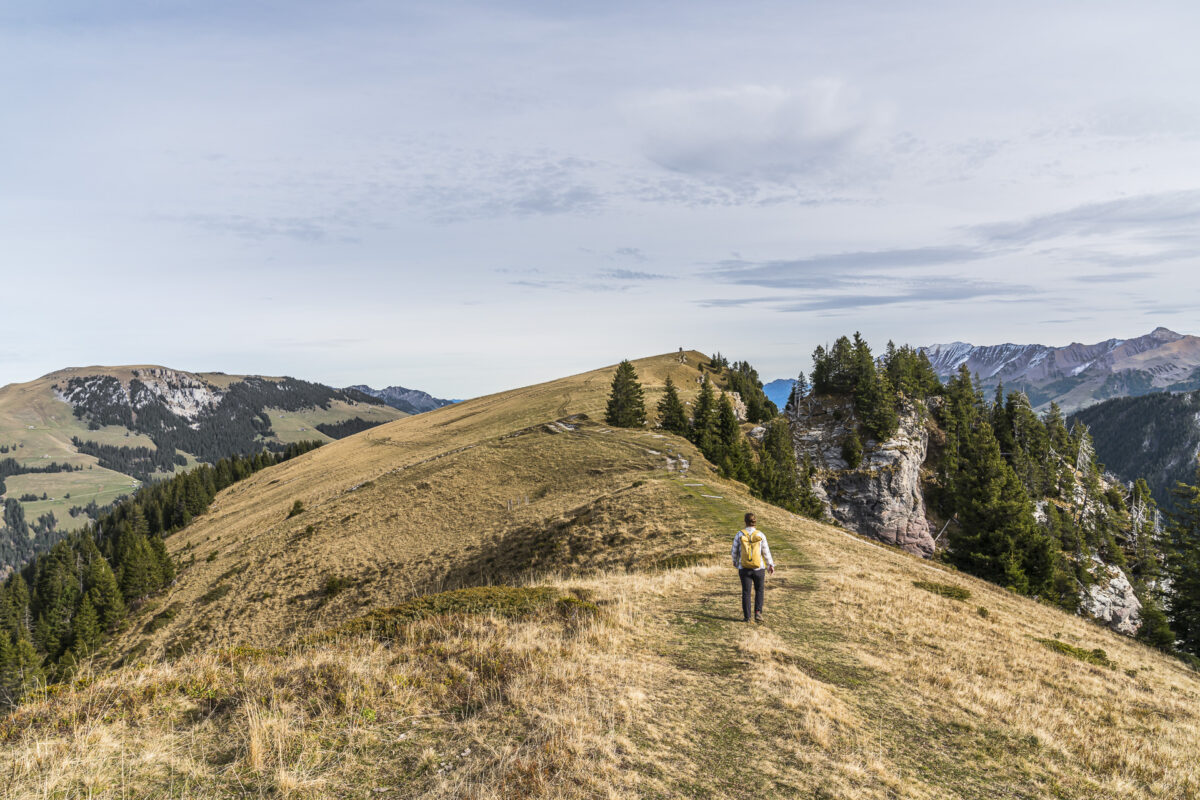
[744,512,756,526]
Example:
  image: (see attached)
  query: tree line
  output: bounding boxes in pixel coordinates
[0,440,323,705]
[605,357,822,518]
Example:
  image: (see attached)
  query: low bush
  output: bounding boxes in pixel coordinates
[913,580,971,601]
[1036,638,1113,668]
[199,584,232,605]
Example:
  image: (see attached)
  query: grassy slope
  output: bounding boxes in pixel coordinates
[3,351,1199,799]
[0,367,406,534]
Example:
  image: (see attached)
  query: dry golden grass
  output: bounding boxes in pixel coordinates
[3,351,1198,798]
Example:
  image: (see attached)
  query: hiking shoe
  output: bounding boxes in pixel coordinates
[754,612,763,623]
[743,617,752,623]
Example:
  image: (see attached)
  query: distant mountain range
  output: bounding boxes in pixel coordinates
[920,327,1200,412]
[345,384,456,415]
[0,366,434,569]
[763,378,796,411]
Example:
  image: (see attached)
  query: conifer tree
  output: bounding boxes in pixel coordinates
[604,360,646,429]
[945,419,1053,594]
[656,377,689,436]
[70,596,101,658]
[1166,468,1200,656]
[753,419,823,518]
[691,376,716,442]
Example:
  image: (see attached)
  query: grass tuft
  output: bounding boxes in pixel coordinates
[913,580,971,601]
[1036,637,1114,668]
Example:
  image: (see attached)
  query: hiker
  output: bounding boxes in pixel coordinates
[732,512,774,623]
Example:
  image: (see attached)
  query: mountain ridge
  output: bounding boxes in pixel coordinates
[919,327,1200,412]
[345,383,456,415]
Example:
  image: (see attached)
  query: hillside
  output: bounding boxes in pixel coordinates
[0,366,406,567]
[920,327,1200,412]
[3,351,1198,798]
[1071,389,1200,507]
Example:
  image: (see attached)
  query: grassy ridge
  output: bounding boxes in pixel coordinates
[1,351,1197,798]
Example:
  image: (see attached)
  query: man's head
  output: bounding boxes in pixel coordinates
[744,512,756,528]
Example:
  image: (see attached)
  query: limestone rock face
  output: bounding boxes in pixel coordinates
[787,398,935,556]
[1080,556,1143,635]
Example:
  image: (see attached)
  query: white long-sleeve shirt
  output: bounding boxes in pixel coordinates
[731,527,774,570]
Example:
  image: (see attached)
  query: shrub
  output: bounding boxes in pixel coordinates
[841,430,863,469]
[323,576,353,597]
[1036,638,1114,668]
[199,584,232,604]
[287,500,305,518]
[146,603,182,633]
[913,580,971,601]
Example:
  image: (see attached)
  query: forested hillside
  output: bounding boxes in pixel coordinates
[1071,389,1200,508]
[0,367,406,569]
[0,441,322,703]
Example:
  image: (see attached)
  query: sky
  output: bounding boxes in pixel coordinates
[3,0,1200,398]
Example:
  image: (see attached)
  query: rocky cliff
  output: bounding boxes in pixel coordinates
[785,395,1145,635]
[786,397,935,556]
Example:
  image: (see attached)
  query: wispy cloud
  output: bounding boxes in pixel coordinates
[1070,271,1156,284]
[710,246,988,289]
[973,190,1200,244]
[598,269,673,281]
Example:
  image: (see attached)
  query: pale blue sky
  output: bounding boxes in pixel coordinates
[3,1,1199,396]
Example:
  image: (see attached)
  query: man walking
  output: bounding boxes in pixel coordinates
[732,512,774,623]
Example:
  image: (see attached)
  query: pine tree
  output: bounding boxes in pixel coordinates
[70,596,101,657]
[604,360,646,428]
[656,377,689,436]
[945,419,1053,594]
[691,376,716,443]
[785,371,810,416]
[1166,468,1200,656]
[753,419,823,518]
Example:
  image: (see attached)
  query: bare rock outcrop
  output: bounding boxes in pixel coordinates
[1080,555,1143,635]
[788,398,935,556]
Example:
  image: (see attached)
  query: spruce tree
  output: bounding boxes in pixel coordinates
[70,596,101,658]
[1166,468,1200,656]
[604,360,647,428]
[656,376,689,436]
[945,419,1053,594]
[753,419,823,518]
[691,376,716,442]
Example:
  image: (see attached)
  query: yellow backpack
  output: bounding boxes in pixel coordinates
[739,529,764,569]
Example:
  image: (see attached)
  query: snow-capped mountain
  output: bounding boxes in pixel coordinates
[920,327,1200,411]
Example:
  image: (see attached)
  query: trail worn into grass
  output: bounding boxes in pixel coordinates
[618,502,1200,800]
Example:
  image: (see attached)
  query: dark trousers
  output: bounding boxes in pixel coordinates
[739,567,765,620]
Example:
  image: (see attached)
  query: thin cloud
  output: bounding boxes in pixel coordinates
[1071,271,1156,284]
[974,190,1200,244]
[711,246,988,289]
[597,269,673,281]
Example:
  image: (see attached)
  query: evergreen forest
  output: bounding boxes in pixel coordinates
[0,441,322,705]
